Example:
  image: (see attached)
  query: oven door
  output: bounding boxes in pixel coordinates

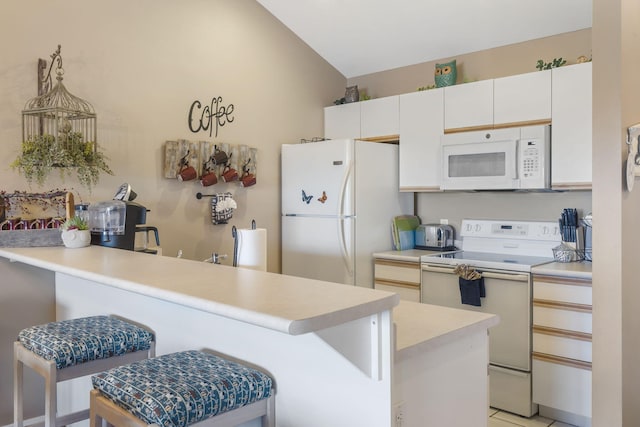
[421,263,531,370]
[441,139,518,190]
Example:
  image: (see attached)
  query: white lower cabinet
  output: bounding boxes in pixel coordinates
[374,258,420,302]
[532,274,592,426]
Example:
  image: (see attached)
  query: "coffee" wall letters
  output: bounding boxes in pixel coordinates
[188,96,235,138]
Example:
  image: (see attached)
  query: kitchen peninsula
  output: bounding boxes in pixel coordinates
[0,246,497,427]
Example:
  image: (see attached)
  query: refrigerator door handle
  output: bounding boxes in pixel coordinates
[338,159,353,217]
[338,217,353,276]
[338,158,353,276]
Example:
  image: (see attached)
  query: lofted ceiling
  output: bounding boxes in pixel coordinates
[255,0,593,78]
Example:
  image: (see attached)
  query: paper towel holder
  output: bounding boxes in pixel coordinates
[232,220,257,267]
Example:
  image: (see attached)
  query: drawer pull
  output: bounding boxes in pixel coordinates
[533,325,591,342]
[533,299,592,313]
[375,259,420,269]
[532,351,592,371]
[374,278,419,290]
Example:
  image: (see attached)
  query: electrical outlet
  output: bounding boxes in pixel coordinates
[440,218,449,225]
[393,401,404,427]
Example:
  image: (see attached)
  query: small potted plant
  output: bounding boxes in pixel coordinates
[60,215,91,248]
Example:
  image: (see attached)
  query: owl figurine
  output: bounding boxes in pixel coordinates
[434,60,457,87]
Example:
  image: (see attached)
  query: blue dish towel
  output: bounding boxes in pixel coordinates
[459,277,485,306]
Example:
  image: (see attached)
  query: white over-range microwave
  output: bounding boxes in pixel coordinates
[440,124,551,191]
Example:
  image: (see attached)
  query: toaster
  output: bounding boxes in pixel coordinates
[415,224,456,250]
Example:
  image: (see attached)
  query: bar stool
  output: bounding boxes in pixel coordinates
[14,315,155,427]
[90,350,275,427]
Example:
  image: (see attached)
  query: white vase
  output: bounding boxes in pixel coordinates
[61,229,91,248]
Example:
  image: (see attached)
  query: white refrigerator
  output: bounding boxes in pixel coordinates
[281,139,413,287]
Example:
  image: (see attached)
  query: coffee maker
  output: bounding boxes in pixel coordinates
[88,184,160,253]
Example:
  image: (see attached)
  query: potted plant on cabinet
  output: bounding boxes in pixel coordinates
[60,215,91,248]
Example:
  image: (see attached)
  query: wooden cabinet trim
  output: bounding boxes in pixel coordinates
[551,183,592,191]
[375,259,420,269]
[532,351,592,371]
[359,135,400,143]
[533,325,591,342]
[533,275,592,287]
[533,298,592,313]
[444,119,552,134]
[374,278,420,290]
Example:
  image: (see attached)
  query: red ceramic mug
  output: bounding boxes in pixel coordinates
[222,166,239,182]
[240,173,257,187]
[178,165,197,182]
[201,171,218,187]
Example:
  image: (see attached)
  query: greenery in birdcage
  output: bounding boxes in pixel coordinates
[11,130,113,191]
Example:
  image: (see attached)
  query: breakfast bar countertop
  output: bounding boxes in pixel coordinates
[0,246,399,336]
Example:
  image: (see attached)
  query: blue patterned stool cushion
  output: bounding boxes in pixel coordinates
[91,350,273,427]
[18,316,154,370]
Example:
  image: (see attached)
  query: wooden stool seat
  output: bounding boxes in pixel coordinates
[14,315,155,427]
[90,350,275,427]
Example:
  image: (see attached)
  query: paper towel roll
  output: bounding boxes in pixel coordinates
[236,228,267,271]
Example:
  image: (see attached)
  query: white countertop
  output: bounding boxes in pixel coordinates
[373,249,442,263]
[393,300,499,362]
[0,246,399,336]
[531,261,592,279]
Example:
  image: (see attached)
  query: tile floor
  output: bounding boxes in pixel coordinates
[489,408,576,427]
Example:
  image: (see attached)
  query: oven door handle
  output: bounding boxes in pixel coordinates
[422,264,457,274]
[482,271,529,282]
[422,264,529,282]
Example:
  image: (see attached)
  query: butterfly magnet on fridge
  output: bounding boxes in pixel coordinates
[302,190,313,204]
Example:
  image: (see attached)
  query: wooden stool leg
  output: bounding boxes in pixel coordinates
[263,395,275,427]
[45,361,57,427]
[90,390,101,427]
[14,342,24,427]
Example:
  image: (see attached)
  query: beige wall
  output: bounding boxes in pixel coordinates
[0,0,346,268]
[592,0,640,425]
[349,29,592,99]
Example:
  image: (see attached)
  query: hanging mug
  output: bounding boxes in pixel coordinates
[201,171,218,187]
[241,173,257,187]
[221,165,239,182]
[177,164,197,181]
[211,149,229,166]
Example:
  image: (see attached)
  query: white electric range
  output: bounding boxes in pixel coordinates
[421,219,561,417]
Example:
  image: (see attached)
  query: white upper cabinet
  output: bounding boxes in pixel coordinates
[324,102,361,139]
[324,96,399,141]
[494,70,552,125]
[399,89,444,191]
[444,79,493,130]
[360,95,400,139]
[551,63,592,189]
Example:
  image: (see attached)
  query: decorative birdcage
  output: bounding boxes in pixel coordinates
[13,45,111,190]
[22,44,96,154]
